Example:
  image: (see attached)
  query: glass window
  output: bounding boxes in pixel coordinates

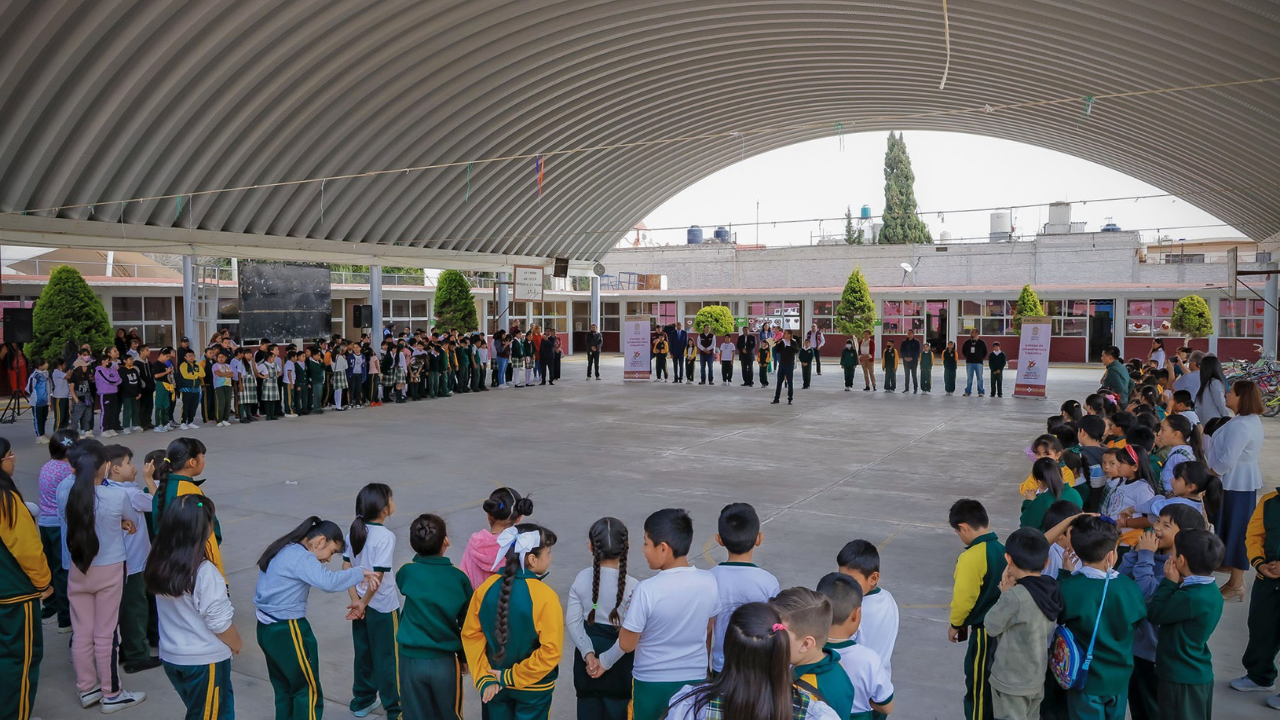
[981,318,1007,336]
[216,298,239,321]
[882,301,902,317]
[1218,296,1264,338]
[111,296,176,348]
[984,300,1009,317]
[144,297,172,321]
[1127,300,1152,318]
[961,300,982,317]
[112,297,143,322]
[811,299,838,332]
[573,301,589,318]
[410,300,429,318]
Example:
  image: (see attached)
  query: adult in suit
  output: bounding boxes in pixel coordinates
[736,329,757,387]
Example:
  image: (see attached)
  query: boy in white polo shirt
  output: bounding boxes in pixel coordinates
[837,539,899,679]
[596,508,718,720]
[709,503,780,674]
[818,572,896,719]
[102,444,159,674]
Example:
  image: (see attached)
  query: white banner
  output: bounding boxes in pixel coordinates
[1014,317,1052,398]
[623,315,652,379]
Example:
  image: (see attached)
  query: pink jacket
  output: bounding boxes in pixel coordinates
[460,529,501,590]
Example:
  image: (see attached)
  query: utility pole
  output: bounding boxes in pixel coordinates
[755,201,760,244]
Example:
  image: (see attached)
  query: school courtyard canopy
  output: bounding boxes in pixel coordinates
[2,0,1280,270]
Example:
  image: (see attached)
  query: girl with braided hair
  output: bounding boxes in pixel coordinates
[461,523,561,720]
[567,517,638,720]
[151,437,223,578]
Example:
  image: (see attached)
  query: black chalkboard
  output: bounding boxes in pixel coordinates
[238,261,331,341]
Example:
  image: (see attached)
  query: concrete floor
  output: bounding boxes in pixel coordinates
[10,357,1278,719]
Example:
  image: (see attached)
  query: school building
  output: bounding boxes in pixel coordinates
[0,229,1275,364]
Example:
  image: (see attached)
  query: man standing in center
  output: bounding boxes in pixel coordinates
[667,323,687,384]
[697,325,716,385]
[772,330,799,405]
[586,323,603,380]
[806,322,826,376]
[962,328,988,398]
[736,326,757,387]
[900,329,922,394]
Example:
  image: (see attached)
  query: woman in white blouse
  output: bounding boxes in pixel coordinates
[1207,379,1266,601]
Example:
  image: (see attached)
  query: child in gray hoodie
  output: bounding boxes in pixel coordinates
[985,528,1063,720]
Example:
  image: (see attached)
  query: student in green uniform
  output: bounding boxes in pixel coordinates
[882,344,897,393]
[757,344,771,387]
[943,341,959,395]
[799,340,814,389]
[0,439,52,720]
[773,587,855,720]
[841,339,858,391]
[145,495,241,720]
[1056,515,1148,720]
[462,524,562,720]
[307,347,327,414]
[1019,458,1083,531]
[343,484,401,719]
[989,343,1007,398]
[1147,529,1224,720]
[947,499,1007,720]
[253,517,377,720]
[1233,488,1280,707]
[920,342,934,393]
[397,514,473,720]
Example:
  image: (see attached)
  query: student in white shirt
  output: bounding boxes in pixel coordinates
[836,540,899,678]
[817,573,896,718]
[102,445,160,674]
[343,483,402,719]
[145,495,241,720]
[567,517,639,719]
[708,503,779,673]
[596,509,719,720]
[718,340,736,386]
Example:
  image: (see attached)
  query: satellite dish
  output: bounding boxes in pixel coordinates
[900,262,913,272]
[593,262,606,276]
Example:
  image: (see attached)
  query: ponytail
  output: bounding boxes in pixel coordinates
[1163,414,1204,461]
[494,523,557,665]
[1173,461,1222,520]
[1108,445,1160,496]
[1060,400,1083,423]
[350,483,392,557]
[155,437,207,518]
[586,517,629,626]
[257,516,345,572]
[1032,457,1064,500]
[66,440,108,574]
[0,438,21,528]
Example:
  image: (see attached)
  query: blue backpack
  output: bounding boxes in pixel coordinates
[1049,573,1110,690]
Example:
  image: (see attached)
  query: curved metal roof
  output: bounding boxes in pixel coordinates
[2,0,1278,267]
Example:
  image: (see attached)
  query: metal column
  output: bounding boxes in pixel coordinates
[182,255,196,343]
[497,272,509,331]
[590,275,601,327]
[370,264,383,338]
[1265,261,1278,359]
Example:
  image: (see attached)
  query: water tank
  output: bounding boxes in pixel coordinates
[860,204,872,219]
[713,226,730,243]
[989,211,1012,242]
[687,225,704,244]
[939,230,953,242]
[1101,222,1122,232]
[1047,201,1072,229]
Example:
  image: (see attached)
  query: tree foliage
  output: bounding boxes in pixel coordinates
[432,269,478,331]
[27,265,111,363]
[834,268,876,337]
[1170,295,1213,339]
[1011,284,1045,335]
[693,305,735,335]
[879,132,932,244]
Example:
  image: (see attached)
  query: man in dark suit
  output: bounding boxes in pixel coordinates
[900,329,922,394]
[666,323,688,384]
[736,328,757,387]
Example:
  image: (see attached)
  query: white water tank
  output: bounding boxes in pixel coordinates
[990,211,1012,242]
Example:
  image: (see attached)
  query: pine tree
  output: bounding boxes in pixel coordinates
[1170,295,1213,340]
[432,269,479,332]
[834,268,876,337]
[844,206,855,244]
[27,265,111,363]
[1011,284,1045,335]
[880,132,932,244]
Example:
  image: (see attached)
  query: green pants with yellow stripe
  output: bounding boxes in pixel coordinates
[0,598,42,720]
[351,608,400,719]
[632,679,701,720]
[163,659,234,719]
[258,619,323,720]
[963,626,994,720]
[400,654,462,720]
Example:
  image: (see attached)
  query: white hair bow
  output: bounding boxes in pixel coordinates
[491,527,542,571]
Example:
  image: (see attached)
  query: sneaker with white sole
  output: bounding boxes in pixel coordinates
[352,698,380,717]
[187,422,201,429]
[1232,676,1276,692]
[100,689,145,714]
[1268,695,1280,710]
[35,436,49,444]
[80,687,103,708]
[179,424,189,430]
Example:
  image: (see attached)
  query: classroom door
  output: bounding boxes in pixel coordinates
[1088,299,1114,362]
[926,299,948,354]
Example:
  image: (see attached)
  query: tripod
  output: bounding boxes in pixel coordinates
[0,390,27,425]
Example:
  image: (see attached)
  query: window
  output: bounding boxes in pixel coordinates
[1126,299,1177,336]
[533,301,567,332]
[1043,299,1089,337]
[1219,299,1266,338]
[603,302,620,332]
[111,296,174,347]
[686,301,740,328]
[957,299,1011,336]
[747,300,800,331]
[881,300,925,334]
[383,296,432,333]
[626,302,670,328]
[811,300,836,331]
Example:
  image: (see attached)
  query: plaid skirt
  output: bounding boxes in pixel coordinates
[393,366,407,385]
[260,376,281,402]
[381,370,395,387]
[237,379,257,405]
[332,371,348,390]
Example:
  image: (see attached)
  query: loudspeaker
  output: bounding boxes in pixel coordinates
[352,304,363,328]
[553,257,569,278]
[3,308,33,343]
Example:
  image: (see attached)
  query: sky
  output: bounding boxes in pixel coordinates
[636,131,1241,248]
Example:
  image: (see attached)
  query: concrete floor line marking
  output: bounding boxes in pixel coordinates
[878,524,908,550]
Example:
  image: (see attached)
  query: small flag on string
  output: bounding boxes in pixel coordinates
[465,162,473,203]
[174,195,185,222]
[535,156,545,197]
[835,122,845,151]
[1079,96,1095,125]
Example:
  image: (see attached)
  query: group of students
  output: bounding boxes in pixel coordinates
[21,324,567,443]
[947,364,1273,720]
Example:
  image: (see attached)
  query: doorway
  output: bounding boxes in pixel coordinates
[1088,299,1115,362]
[925,299,948,354]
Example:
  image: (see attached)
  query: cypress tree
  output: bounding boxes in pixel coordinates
[28,265,111,363]
[432,269,479,332]
[834,268,876,337]
[880,132,932,244]
[1011,284,1045,335]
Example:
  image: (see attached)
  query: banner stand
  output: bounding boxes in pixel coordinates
[1013,316,1052,399]
[623,315,652,380]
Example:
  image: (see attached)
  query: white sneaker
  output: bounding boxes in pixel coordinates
[187,422,201,429]
[153,426,169,433]
[80,687,103,708]
[35,436,49,444]
[121,428,132,435]
[100,689,145,714]
[179,423,189,430]
[285,414,298,418]
[352,697,380,718]
[1232,676,1276,692]
[1268,695,1280,710]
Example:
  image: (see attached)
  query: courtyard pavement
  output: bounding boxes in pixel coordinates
[10,357,1278,719]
